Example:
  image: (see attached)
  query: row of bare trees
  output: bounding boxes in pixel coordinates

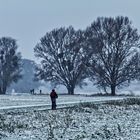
[0,16,140,95]
[34,16,140,95]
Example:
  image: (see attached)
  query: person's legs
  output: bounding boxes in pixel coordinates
[51,99,54,109]
[51,98,56,110]
[54,98,56,109]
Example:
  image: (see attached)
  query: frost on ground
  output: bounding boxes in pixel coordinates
[0,95,125,107]
[0,98,140,140]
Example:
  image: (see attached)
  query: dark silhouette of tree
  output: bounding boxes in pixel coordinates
[0,37,22,94]
[85,16,140,95]
[34,26,87,94]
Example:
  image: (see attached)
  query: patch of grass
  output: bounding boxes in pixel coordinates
[105,97,140,106]
[78,102,99,109]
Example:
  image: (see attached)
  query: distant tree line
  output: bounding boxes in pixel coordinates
[0,16,140,95]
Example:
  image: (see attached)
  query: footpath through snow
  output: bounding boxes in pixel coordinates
[0,96,129,112]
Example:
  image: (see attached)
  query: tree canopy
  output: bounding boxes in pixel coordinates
[34,26,88,94]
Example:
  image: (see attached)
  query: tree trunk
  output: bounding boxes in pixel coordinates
[2,87,6,94]
[0,87,2,94]
[0,89,6,94]
[0,84,7,94]
[0,90,6,94]
[67,85,75,95]
[111,84,116,96]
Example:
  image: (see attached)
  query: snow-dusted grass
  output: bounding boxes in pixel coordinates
[0,98,140,139]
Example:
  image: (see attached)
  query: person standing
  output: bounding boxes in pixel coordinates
[50,89,58,110]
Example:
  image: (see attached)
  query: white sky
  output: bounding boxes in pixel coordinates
[0,0,140,60]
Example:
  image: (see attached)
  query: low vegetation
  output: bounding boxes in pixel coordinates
[0,98,140,139]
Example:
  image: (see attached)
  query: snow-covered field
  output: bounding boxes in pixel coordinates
[0,95,140,139]
[0,94,126,108]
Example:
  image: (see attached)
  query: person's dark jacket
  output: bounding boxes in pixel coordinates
[50,90,58,99]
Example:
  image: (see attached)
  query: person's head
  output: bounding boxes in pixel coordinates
[52,89,55,92]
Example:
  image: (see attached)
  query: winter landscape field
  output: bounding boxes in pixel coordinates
[1,0,140,139]
[0,94,140,139]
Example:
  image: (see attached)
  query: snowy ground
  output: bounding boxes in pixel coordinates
[0,94,126,109]
[0,97,140,139]
[0,94,128,114]
[0,95,140,139]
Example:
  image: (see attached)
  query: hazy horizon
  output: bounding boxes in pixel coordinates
[0,0,140,61]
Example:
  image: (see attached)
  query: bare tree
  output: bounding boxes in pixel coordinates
[85,16,140,95]
[0,37,22,94]
[34,26,87,94]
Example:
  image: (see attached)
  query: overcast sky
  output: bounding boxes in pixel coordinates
[0,0,140,60]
